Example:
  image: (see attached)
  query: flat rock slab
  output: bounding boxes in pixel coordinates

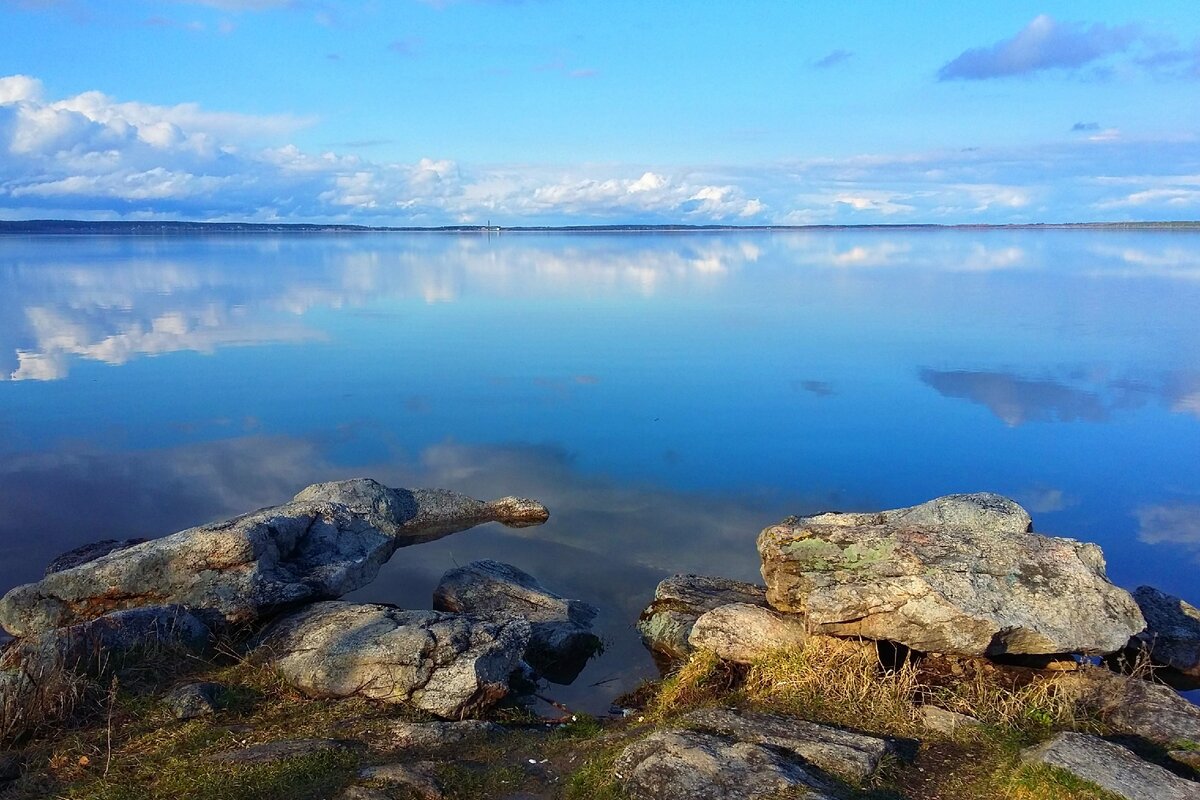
[688,602,808,664]
[1022,732,1200,800]
[758,493,1145,656]
[359,761,443,799]
[385,720,504,749]
[1059,668,1200,748]
[434,560,600,684]
[254,601,530,719]
[919,705,982,736]
[0,478,548,637]
[636,574,768,665]
[1130,586,1200,684]
[207,738,360,765]
[677,707,893,783]
[615,729,835,800]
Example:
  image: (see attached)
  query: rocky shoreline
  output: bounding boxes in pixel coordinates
[1,483,1198,799]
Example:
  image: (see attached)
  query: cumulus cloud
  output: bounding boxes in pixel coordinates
[938,15,1139,80]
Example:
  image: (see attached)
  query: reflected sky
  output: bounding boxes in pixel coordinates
[2,230,1199,709]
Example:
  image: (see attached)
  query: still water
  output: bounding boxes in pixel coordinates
[1,230,1198,710]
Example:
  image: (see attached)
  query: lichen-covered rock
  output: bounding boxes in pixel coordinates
[254,601,530,719]
[687,603,808,664]
[614,730,835,800]
[0,479,548,637]
[677,707,894,783]
[636,575,768,665]
[433,560,600,684]
[758,493,1144,656]
[44,538,149,576]
[1128,586,1200,684]
[1021,732,1200,800]
[0,605,211,676]
[163,682,222,720]
[1058,668,1200,748]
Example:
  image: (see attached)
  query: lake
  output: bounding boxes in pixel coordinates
[1,229,1199,711]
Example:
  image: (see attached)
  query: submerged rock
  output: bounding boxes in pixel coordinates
[1128,586,1200,685]
[1021,732,1200,800]
[758,493,1144,656]
[688,603,808,664]
[615,729,835,800]
[636,575,768,665]
[254,601,530,719]
[433,560,601,684]
[0,479,548,637]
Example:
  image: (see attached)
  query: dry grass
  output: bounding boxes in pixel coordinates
[646,649,742,721]
[742,636,921,737]
[1,654,95,747]
[924,669,1086,735]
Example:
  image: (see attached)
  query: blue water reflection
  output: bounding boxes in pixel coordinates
[1,230,1199,709]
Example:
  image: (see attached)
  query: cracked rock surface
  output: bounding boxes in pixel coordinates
[758,493,1144,656]
[253,601,531,719]
[0,478,548,637]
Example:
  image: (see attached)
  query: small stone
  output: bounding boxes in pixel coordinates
[206,738,359,765]
[919,705,982,736]
[163,682,221,720]
[1021,732,1200,800]
[688,603,808,664]
[336,787,392,800]
[359,761,443,799]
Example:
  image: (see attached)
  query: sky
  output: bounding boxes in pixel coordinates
[1,0,1199,225]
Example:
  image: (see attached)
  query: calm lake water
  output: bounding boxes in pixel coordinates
[2,229,1199,711]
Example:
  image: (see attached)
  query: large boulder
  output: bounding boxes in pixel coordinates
[1128,586,1200,685]
[44,538,149,576]
[636,575,768,665]
[615,729,835,800]
[253,601,531,719]
[758,493,1144,656]
[0,479,547,637]
[433,560,600,684]
[1021,732,1200,800]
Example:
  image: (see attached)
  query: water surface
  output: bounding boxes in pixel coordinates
[2,230,1199,709]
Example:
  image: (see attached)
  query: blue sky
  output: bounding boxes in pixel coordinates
[2,0,1199,224]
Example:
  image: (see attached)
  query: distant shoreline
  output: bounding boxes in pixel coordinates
[1,219,1199,235]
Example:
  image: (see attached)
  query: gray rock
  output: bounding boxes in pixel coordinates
[384,720,504,749]
[359,761,443,799]
[1058,668,1200,748]
[1022,732,1200,800]
[0,605,211,676]
[336,787,393,800]
[1129,586,1200,684]
[677,706,893,782]
[636,575,768,665]
[207,737,360,764]
[758,493,1145,656]
[0,479,548,637]
[688,603,808,664]
[254,601,530,719]
[614,729,835,800]
[45,538,149,576]
[163,682,222,720]
[433,560,601,684]
[919,705,982,736]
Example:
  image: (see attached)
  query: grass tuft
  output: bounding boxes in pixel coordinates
[647,649,741,720]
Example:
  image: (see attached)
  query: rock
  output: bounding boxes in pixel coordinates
[254,601,530,719]
[1172,750,1200,772]
[636,575,768,665]
[758,493,1145,656]
[433,560,601,684]
[163,682,222,720]
[1021,732,1200,800]
[614,729,835,800]
[0,479,548,637]
[44,538,149,576]
[0,751,20,783]
[337,788,393,800]
[1129,586,1200,684]
[384,720,504,749]
[919,705,982,736]
[688,603,808,664]
[677,707,893,782]
[207,738,360,764]
[359,761,443,799]
[1058,668,1200,748]
[0,605,211,676]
